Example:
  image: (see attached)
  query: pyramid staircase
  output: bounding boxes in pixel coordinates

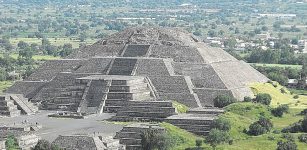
[103,77,153,113]
[0,95,21,117]
[110,101,176,122]
[10,94,38,115]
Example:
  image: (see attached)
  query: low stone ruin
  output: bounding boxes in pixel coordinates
[52,135,125,150]
[114,123,164,150]
[0,126,40,150]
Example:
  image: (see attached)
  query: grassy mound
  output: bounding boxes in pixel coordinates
[217,102,306,149]
[250,82,307,108]
[160,122,209,150]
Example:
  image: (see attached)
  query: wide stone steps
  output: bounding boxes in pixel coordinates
[115,132,141,139]
[51,97,82,104]
[10,94,38,115]
[103,106,123,113]
[187,107,224,115]
[116,111,175,118]
[106,92,151,100]
[0,105,18,111]
[119,138,142,145]
[108,85,148,93]
[0,95,21,117]
[0,109,21,117]
[118,106,176,113]
[123,44,150,57]
[126,145,142,150]
[46,103,79,111]
[165,118,214,125]
[108,58,137,75]
[111,79,145,86]
[115,123,164,150]
[174,124,211,131]
[110,116,165,122]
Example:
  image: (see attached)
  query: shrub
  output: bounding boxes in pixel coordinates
[302,116,307,132]
[271,105,289,117]
[300,109,307,115]
[195,139,202,147]
[5,135,19,150]
[248,117,273,136]
[211,118,231,132]
[268,135,275,140]
[205,129,230,149]
[258,117,273,131]
[273,129,281,134]
[282,133,295,142]
[254,93,272,105]
[293,95,299,99]
[268,72,288,86]
[298,134,307,143]
[140,128,173,150]
[213,95,237,108]
[248,122,268,136]
[280,88,286,94]
[243,96,252,102]
[282,122,303,133]
[276,140,297,150]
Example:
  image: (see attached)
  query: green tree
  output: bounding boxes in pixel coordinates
[140,128,172,150]
[254,93,272,105]
[211,118,231,132]
[5,135,19,150]
[205,129,230,150]
[271,105,289,117]
[0,67,8,81]
[17,41,29,49]
[248,117,273,136]
[214,95,237,108]
[224,38,237,49]
[276,140,297,150]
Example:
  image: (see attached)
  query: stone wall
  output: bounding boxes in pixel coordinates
[27,59,85,81]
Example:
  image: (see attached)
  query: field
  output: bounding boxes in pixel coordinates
[10,38,96,49]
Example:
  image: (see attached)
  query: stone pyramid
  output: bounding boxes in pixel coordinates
[6,27,268,113]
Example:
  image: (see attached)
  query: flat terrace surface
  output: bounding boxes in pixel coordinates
[77,75,145,80]
[165,113,217,120]
[0,111,123,142]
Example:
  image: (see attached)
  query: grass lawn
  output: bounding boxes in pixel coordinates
[0,81,13,93]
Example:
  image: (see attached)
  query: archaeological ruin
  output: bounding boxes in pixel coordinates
[0,27,268,150]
